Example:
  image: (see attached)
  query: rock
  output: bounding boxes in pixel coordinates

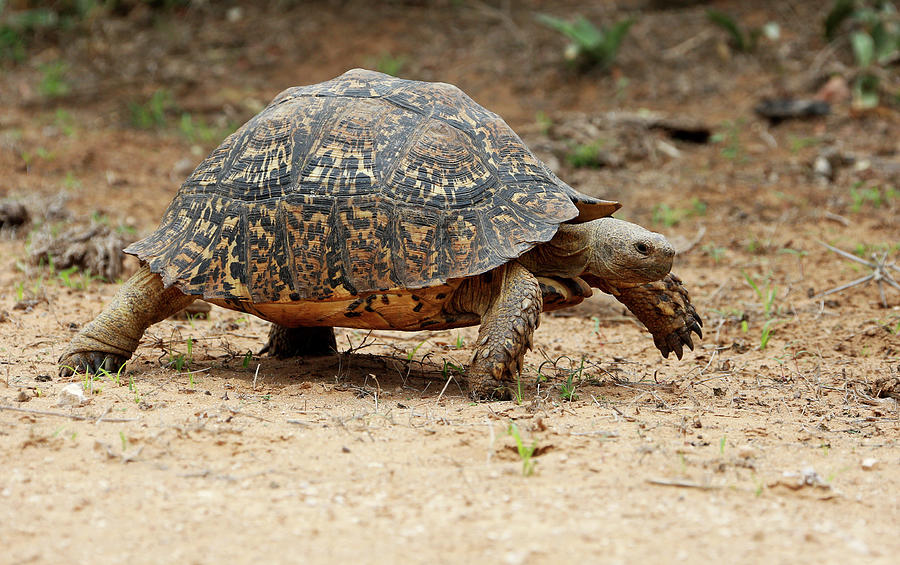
[861,458,879,471]
[737,445,756,459]
[58,383,90,407]
[15,390,30,402]
[813,155,833,181]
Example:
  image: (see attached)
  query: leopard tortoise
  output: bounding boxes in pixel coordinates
[59,69,702,399]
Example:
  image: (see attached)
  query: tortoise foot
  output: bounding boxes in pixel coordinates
[467,356,524,401]
[613,273,703,360]
[466,263,542,401]
[469,377,518,402]
[59,349,129,377]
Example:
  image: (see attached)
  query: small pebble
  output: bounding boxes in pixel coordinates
[58,383,90,407]
[15,390,30,402]
[737,445,756,459]
[861,458,879,471]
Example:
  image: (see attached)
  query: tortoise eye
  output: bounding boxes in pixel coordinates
[635,242,650,255]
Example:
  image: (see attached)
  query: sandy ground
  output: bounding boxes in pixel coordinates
[1,2,898,564]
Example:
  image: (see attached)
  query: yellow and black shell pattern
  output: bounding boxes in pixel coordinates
[125,69,620,303]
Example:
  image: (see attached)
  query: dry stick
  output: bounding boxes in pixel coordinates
[662,28,714,60]
[0,404,137,423]
[824,211,850,226]
[436,372,456,403]
[646,478,719,490]
[95,406,112,425]
[224,406,272,423]
[252,364,260,390]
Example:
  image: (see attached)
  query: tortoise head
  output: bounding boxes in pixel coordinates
[581,217,675,285]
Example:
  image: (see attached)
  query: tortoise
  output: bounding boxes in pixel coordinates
[59,69,702,399]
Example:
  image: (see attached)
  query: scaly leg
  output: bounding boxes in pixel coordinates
[261,325,337,358]
[604,273,703,359]
[59,265,196,376]
[467,262,543,400]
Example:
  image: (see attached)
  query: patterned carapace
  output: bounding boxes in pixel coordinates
[125,69,620,303]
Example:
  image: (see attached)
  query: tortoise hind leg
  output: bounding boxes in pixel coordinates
[59,264,196,376]
[466,262,542,400]
[261,325,337,358]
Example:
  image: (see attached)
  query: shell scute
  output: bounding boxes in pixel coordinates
[125,69,616,303]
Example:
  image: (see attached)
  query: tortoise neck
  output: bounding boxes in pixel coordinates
[518,224,592,278]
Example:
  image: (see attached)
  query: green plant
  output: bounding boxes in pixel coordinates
[743,271,778,318]
[370,52,406,76]
[590,315,601,336]
[169,337,193,372]
[706,10,761,52]
[0,7,60,63]
[788,135,821,153]
[565,140,606,168]
[652,198,707,227]
[719,435,726,455]
[702,244,726,263]
[535,111,553,135]
[38,60,70,98]
[0,24,25,62]
[406,339,427,361]
[825,1,900,109]
[536,14,634,70]
[441,360,464,380]
[54,109,76,136]
[129,89,175,129]
[129,376,141,404]
[560,371,578,402]
[96,362,127,387]
[849,182,897,211]
[242,351,253,368]
[759,319,782,350]
[178,113,235,145]
[507,422,537,476]
[711,120,747,162]
[559,357,586,401]
[454,333,465,349]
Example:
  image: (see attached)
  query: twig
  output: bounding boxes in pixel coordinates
[225,406,271,423]
[647,478,719,490]
[95,406,112,425]
[437,373,455,403]
[570,430,619,438]
[252,364,260,390]
[662,29,714,60]
[0,404,137,422]
[823,211,850,226]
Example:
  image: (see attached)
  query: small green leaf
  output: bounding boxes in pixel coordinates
[851,31,875,67]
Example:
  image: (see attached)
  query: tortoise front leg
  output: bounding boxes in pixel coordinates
[601,273,703,359]
[59,265,196,376]
[261,325,337,358]
[467,262,542,400]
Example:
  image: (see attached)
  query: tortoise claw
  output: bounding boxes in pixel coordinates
[59,351,128,378]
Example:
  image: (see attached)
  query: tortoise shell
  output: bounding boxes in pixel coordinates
[125,69,620,303]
